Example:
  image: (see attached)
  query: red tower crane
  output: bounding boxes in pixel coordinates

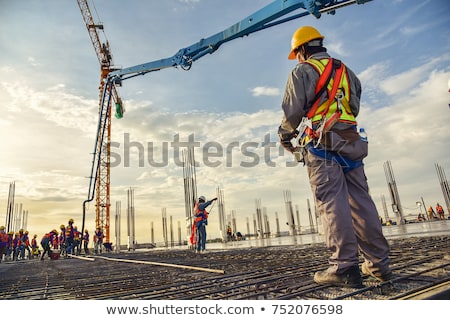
[76,0,124,243]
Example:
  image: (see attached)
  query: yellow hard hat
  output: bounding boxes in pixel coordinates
[288,26,324,60]
[60,224,65,229]
[68,218,74,224]
[0,226,4,230]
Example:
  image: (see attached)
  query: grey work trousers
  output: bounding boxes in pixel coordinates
[305,139,390,275]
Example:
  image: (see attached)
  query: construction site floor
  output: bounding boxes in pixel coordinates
[0,235,449,300]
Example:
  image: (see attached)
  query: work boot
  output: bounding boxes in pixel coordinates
[361,264,392,282]
[314,265,363,288]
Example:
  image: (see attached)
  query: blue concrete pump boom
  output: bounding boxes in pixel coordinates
[81,0,373,241]
[109,0,372,82]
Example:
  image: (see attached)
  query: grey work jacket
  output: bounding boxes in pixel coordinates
[278,52,362,140]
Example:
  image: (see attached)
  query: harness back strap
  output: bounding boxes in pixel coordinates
[306,58,344,120]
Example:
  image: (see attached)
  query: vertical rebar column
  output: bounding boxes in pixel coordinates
[275,211,280,237]
[263,207,270,237]
[177,221,182,246]
[115,200,121,253]
[307,198,315,233]
[127,188,135,251]
[182,147,197,247]
[5,181,15,233]
[246,217,250,237]
[14,203,22,232]
[295,205,301,234]
[217,187,226,242]
[22,210,28,231]
[380,194,389,224]
[283,190,296,236]
[435,163,450,214]
[384,160,405,225]
[150,221,154,245]
[170,215,174,248]
[162,208,168,248]
[252,214,257,238]
[255,199,264,238]
[231,209,237,237]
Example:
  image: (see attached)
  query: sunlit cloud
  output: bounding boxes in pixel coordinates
[250,86,281,97]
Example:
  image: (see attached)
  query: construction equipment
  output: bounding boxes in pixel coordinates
[80,0,373,242]
[77,0,124,243]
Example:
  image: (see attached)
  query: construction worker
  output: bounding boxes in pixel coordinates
[436,203,445,220]
[5,231,14,261]
[278,26,391,287]
[73,226,81,255]
[192,195,217,253]
[83,229,90,255]
[23,231,31,259]
[94,227,104,254]
[31,234,39,258]
[0,226,8,263]
[59,224,66,256]
[65,218,75,255]
[40,230,58,260]
[427,206,436,220]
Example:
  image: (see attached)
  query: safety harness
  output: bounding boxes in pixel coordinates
[293,58,362,172]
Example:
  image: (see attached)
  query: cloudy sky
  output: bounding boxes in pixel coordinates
[1,0,449,245]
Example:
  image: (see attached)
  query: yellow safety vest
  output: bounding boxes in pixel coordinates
[304,58,356,126]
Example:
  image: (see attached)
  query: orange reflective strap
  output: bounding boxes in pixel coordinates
[306,58,335,119]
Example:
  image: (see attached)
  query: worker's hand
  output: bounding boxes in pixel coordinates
[279,130,298,153]
[212,197,218,201]
[280,139,295,153]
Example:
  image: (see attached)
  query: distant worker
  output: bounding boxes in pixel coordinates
[83,229,90,255]
[31,234,39,258]
[436,203,445,220]
[0,226,8,263]
[59,224,66,256]
[191,196,217,253]
[65,218,75,255]
[94,227,104,254]
[40,230,58,260]
[73,226,81,255]
[278,26,391,287]
[427,206,436,221]
[23,231,31,259]
[15,229,26,260]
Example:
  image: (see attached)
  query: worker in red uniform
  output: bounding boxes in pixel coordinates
[278,26,391,287]
[191,196,217,253]
[31,234,39,258]
[40,230,58,260]
[436,203,445,220]
[23,231,31,259]
[0,226,8,263]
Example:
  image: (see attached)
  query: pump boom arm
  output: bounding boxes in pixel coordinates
[109,0,372,82]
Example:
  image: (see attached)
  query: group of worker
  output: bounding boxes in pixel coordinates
[422,203,448,221]
[0,218,107,262]
[0,227,36,262]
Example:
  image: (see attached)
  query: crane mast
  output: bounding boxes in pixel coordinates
[77,0,124,244]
